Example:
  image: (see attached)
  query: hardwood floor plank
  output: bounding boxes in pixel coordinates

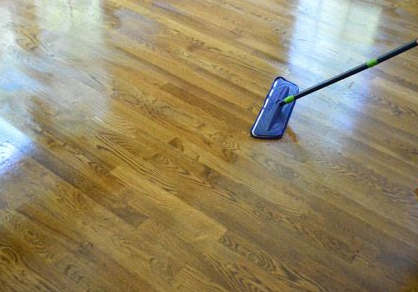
[174,265,231,292]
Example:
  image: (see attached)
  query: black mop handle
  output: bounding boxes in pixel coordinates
[280,39,418,106]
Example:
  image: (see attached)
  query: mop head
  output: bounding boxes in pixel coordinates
[251,77,299,139]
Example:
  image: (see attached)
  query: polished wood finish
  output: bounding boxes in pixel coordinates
[0,0,417,291]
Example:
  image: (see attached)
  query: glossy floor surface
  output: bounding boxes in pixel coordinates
[1,0,418,291]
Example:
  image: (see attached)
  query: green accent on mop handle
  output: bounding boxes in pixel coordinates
[283,95,295,104]
[366,58,379,68]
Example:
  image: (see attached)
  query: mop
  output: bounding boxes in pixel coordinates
[251,39,418,139]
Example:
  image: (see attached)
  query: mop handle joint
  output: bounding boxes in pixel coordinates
[366,58,379,68]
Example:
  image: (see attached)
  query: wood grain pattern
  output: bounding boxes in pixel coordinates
[0,0,417,291]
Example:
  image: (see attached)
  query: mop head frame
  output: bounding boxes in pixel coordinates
[251,77,299,139]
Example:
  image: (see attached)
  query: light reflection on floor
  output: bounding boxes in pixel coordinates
[285,0,383,147]
[0,117,32,177]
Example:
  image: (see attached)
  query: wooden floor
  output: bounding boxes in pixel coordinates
[0,0,418,291]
